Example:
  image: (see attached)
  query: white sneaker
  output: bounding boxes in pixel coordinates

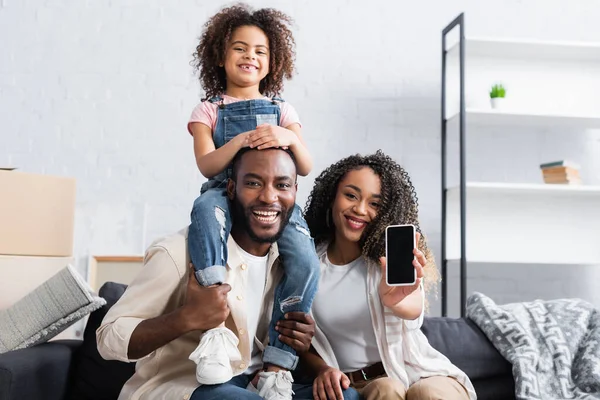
[188,327,242,385]
[256,370,294,400]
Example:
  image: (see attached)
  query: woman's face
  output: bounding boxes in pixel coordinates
[331,167,381,244]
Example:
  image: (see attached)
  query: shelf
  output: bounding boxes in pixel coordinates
[445,258,600,266]
[446,109,600,129]
[445,182,600,265]
[446,37,600,63]
[447,182,600,196]
[441,16,600,316]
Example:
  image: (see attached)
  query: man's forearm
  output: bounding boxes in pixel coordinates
[128,309,190,360]
[298,347,329,378]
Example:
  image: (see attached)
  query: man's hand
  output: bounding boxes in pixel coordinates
[180,264,231,332]
[126,264,231,360]
[275,312,315,353]
[378,232,426,309]
[247,124,298,150]
[313,365,350,400]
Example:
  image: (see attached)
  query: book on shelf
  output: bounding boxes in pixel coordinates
[543,176,582,185]
[539,160,580,170]
[541,166,580,176]
[540,160,582,185]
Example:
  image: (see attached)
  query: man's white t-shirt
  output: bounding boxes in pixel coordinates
[312,254,381,372]
[234,243,269,375]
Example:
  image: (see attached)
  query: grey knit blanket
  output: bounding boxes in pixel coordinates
[466,292,600,400]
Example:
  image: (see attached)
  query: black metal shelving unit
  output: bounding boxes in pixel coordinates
[441,13,467,317]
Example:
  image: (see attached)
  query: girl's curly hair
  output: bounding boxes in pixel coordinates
[304,150,440,298]
[192,3,296,100]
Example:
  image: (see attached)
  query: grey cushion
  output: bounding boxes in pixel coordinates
[0,265,106,354]
[421,317,512,380]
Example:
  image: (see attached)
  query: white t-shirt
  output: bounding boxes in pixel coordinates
[312,253,381,372]
[234,243,269,375]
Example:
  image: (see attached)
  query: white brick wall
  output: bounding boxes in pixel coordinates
[1,0,599,317]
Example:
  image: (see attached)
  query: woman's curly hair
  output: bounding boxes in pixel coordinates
[304,150,440,299]
[192,3,296,100]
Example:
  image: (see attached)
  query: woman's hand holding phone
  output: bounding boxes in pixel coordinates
[378,232,426,309]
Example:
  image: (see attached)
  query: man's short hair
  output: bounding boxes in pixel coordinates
[230,147,297,181]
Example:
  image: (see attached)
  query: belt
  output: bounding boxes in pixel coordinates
[345,362,386,383]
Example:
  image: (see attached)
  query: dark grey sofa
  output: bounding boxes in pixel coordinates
[0,282,515,400]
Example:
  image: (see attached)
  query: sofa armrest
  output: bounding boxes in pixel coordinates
[422,317,512,380]
[0,340,82,400]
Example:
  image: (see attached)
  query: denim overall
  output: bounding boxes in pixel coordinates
[188,96,320,370]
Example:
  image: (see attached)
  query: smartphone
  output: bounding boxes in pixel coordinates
[385,224,417,286]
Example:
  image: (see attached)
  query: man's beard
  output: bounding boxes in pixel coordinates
[231,198,292,244]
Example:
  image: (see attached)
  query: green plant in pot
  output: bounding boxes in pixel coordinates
[489,83,506,109]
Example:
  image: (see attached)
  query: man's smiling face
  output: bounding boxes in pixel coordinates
[228,149,297,244]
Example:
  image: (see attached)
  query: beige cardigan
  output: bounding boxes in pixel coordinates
[96,228,282,400]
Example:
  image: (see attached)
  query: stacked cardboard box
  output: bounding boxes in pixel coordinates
[0,169,78,339]
[540,161,582,185]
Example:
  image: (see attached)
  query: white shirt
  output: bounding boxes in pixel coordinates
[312,254,380,372]
[311,244,477,400]
[234,242,269,374]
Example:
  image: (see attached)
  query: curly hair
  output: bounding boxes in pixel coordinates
[304,150,440,299]
[192,3,296,100]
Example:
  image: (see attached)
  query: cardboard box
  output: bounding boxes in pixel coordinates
[0,170,76,256]
[0,255,75,308]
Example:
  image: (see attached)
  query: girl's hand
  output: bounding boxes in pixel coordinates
[247,124,297,150]
[378,232,426,309]
[313,366,350,400]
[234,131,252,149]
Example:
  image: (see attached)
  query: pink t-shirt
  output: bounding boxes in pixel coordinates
[187,95,301,135]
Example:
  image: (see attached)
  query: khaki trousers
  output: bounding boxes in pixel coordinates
[351,375,469,400]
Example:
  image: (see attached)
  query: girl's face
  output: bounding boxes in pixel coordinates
[223,25,270,93]
[331,167,381,245]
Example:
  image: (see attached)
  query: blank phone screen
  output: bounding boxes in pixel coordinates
[386,225,415,285]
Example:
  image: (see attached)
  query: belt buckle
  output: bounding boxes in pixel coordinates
[361,369,368,381]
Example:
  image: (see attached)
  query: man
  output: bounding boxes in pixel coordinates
[97,148,320,400]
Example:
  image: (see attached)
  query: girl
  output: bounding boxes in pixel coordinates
[300,151,477,400]
[186,4,319,400]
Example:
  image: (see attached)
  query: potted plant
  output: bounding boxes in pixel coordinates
[489,83,506,109]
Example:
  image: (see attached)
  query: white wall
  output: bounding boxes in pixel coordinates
[1,0,599,316]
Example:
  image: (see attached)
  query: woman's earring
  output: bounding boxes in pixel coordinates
[326,209,331,228]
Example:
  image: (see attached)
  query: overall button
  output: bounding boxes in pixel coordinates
[240,263,247,270]
[237,295,243,301]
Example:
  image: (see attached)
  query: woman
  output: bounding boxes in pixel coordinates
[300,151,476,400]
